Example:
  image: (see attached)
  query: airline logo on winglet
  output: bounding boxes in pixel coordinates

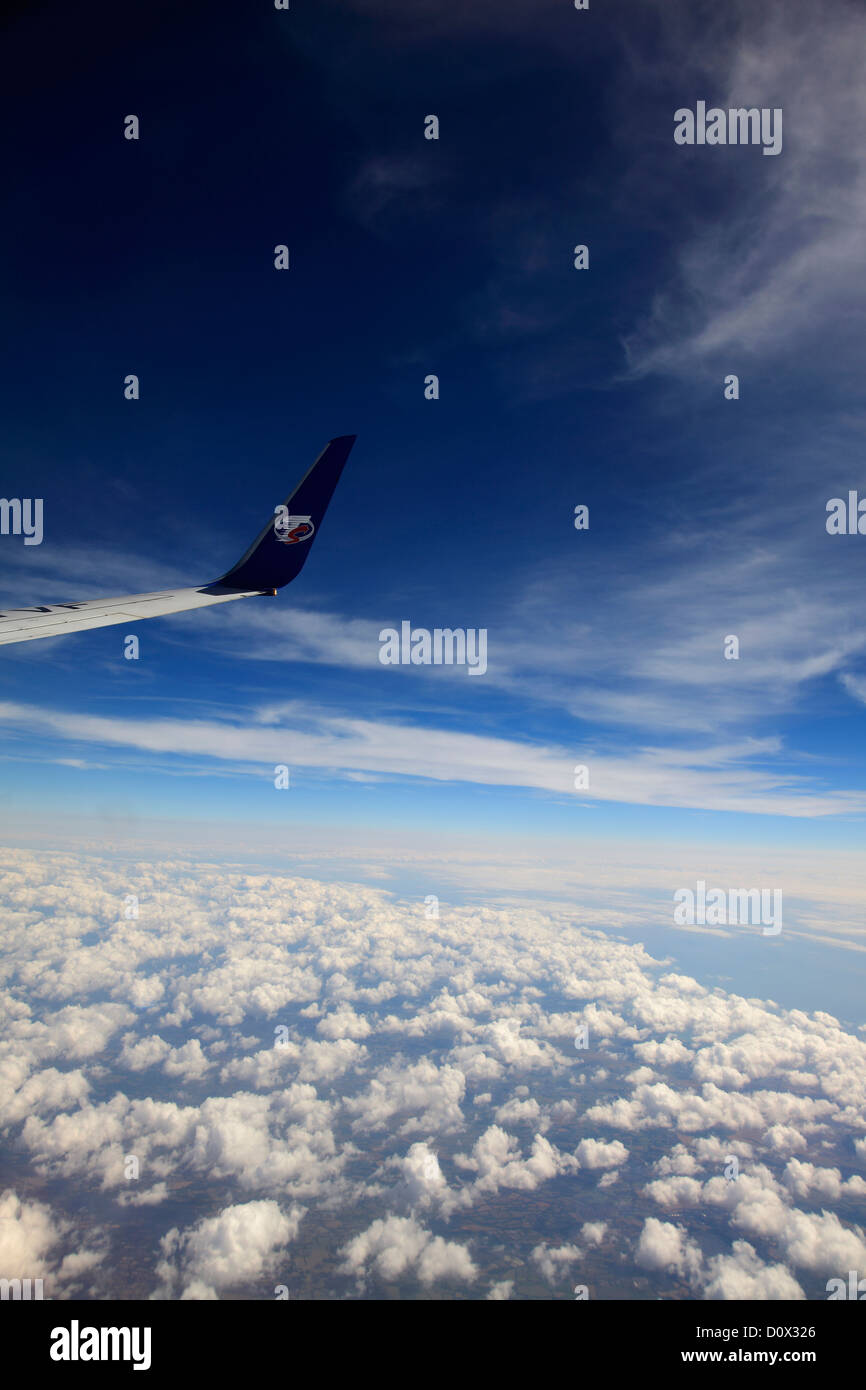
[274,509,315,545]
[0,435,356,646]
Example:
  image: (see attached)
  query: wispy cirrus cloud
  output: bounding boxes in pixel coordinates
[622,0,866,376]
[0,697,862,818]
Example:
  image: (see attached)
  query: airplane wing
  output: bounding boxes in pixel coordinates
[0,434,356,647]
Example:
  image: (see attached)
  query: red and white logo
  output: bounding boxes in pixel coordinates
[275,513,315,545]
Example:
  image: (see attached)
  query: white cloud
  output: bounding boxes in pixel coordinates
[347,1059,466,1137]
[643,1175,703,1210]
[635,1219,703,1281]
[580,1222,607,1247]
[163,1039,212,1082]
[701,1240,805,1301]
[382,1143,454,1215]
[0,699,861,819]
[530,1242,582,1285]
[154,1200,304,1300]
[575,1138,629,1170]
[0,1189,104,1296]
[454,1126,576,1200]
[338,1215,476,1289]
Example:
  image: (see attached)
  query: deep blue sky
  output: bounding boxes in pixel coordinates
[2,0,866,865]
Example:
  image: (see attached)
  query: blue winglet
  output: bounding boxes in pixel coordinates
[215,435,356,592]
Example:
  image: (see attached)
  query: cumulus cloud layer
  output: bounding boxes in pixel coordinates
[1,849,864,1299]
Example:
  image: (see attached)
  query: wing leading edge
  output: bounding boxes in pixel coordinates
[0,435,356,647]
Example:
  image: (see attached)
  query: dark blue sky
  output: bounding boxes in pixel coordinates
[2,0,866,877]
